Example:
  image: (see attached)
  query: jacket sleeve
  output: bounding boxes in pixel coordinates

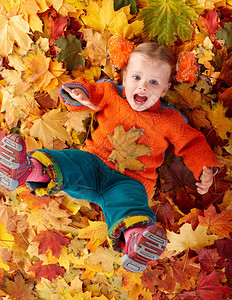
[166,111,220,180]
[59,77,105,112]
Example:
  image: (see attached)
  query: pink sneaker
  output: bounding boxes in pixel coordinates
[0,134,32,191]
[121,225,167,273]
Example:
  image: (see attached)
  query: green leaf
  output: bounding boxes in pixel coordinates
[114,0,137,14]
[215,23,232,49]
[138,0,198,45]
[55,33,85,71]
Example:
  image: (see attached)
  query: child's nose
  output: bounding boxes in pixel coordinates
[138,82,147,91]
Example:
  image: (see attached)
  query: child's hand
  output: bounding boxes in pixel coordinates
[62,86,99,111]
[196,166,213,194]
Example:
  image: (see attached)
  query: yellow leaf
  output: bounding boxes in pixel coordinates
[65,0,86,9]
[29,108,70,147]
[109,6,144,39]
[28,14,43,32]
[82,0,143,39]
[78,221,108,252]
[218,190,232,211]
[0,222,14,249]
[0,13,32,56]
[72,67,102,83]
[166,223,219,254]
[88,246,120,273]
[198,0,223,10]
[35,0,50,12]
[203,102,232,139]
[65,110,91,133]
[22,49,61,92]
[107,125,152,174]
[0,256,9,271]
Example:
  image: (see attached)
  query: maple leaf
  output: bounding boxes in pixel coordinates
[29,108,70,147]
[165,83,203,111]
[55,33,85,71]
[166,223,219,254]
[107,125,152,174]
[33,229,70,258]
[0,12,32,56]
[65,110,92,134]
[0,221,14,250]
[78,221,108,252]
[49,15,67,43]
[138,0,198,45]
[159,155,197,194]
[82,28,110,67]
[151,196,175,228]
[181,270,232,299]
[5,272,35,300]
[203,102,232,140]
[22,49,64,92]
[198,204,232,238]
[170,254,200,291]
[28,260,66,282]
[88,246,120,273]
[195,248,221,273]
[82,0,143,39]
[200,9,219,37]
[215,22,232,48]
[178,208,203,230]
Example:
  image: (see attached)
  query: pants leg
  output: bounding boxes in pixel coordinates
[29,149,156,252]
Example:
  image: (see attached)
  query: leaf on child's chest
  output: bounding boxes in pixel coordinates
[107,125,152,174]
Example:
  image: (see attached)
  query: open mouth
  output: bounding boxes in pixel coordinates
[134,94,147,106]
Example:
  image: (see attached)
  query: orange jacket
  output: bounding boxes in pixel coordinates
[60,78,220,197]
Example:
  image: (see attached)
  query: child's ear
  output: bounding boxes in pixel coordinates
[161,83,171,97]
[122,70,127,86]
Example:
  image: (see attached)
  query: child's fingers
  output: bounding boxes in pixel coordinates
[62,86,73,94]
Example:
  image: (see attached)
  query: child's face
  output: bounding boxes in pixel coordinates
[123,54,171,111]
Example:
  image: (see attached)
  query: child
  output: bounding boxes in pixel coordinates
[0,42,220,273]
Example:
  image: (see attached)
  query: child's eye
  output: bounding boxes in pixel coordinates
[133,75,140,80]
[150,80,158,85]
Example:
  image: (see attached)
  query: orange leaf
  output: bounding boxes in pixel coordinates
[19,189,50,209]
[178,208,203,230]
[33,229,70,258]
[198,204,232,238]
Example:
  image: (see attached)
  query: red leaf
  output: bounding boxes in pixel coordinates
[200,9,219,36]
[152,194,175,228]
[215,239,232,260]
[50,16,67,42]
[33,229,70,258]
[28,261,65,282]
[197,271,232,299]
[195,248,220,273]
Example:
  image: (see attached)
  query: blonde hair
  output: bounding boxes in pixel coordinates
[128,42,176,83]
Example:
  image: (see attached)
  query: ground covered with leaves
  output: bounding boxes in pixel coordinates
[0,0,232,299]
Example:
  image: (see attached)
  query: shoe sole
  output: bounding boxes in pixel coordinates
[0,135,27,191]
[121,225,167,273]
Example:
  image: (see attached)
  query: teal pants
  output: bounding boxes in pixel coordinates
[30,149,156,251]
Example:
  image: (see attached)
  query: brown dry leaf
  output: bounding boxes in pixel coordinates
[82,28,110,67]
[107,125,152,174]
[5,273,35,300]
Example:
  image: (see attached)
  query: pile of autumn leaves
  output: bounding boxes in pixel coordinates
[0,0,232,299]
